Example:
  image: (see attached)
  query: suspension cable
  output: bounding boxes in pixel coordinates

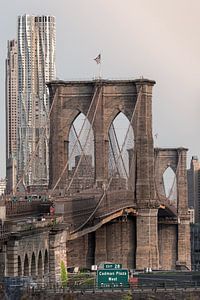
[49,84,101,196]
[64,87,102,193]
[71,124,93,178]
[110,123,129,179]
[71,85,143,234]
[13,88,59,195]
[108,128,121,176]
[109,121,137,193]
[154,149,181,206]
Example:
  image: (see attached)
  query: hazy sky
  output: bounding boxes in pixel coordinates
[0,0,200,178]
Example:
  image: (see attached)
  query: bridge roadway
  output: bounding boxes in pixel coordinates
[0,187,178,242]
[53,187,178,240]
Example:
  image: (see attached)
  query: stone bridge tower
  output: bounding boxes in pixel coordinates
[47,79,190,271]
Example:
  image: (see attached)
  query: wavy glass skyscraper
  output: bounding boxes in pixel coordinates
[5,40,18,194]
[17,15,56,188]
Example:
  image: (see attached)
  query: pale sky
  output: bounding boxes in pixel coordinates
[0,0,200,178]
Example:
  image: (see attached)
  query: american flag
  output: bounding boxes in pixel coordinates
[94,54,101,64]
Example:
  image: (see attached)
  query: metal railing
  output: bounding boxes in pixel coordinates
[17,280,200,293]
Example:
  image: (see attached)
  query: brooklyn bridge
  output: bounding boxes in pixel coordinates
[0,78,191,282]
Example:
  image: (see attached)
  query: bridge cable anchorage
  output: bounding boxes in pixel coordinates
[71,86,143,234]
[154,149,181,214]
[49,84,101,196]
[13,88,59,196]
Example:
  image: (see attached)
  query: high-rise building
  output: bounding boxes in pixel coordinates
[0,178,6,196]
[187,156,200,223]
[5,40,18,193]
[17,14,56,188]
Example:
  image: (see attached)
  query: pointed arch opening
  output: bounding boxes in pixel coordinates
[31,252,36,278]
[37,251,43,279]
[68,112,95,193]
[18,256,22,276]
[24,254,29,276]
[162,166,177,203]
[108,112,134,189]
[44,249,48,276]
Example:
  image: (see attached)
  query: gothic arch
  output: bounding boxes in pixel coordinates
[37,251,43,279]
[162,163,177,175]
[31,252,36,277]
[105,109,135,140]
[68,112,94,162]
[162,166,177,201]
[18,256,22,276]
[61,103,93,144]
[67,112,95,192]
[44,249,48,275]
[63,110,82,143]
[108,112,134,185]
[154,149,179,200]
[24,254,29,276]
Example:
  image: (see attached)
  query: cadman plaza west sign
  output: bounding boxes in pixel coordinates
[97,269,129,288]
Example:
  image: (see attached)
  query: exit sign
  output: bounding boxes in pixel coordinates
[97,269,129,288]
[104,263,122,269]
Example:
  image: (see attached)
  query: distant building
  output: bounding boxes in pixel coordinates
[188,208,195,224]
[6,158,17,194]
[17,14,56,187]
[191,223,200,270]
[68,155,95,193]
[187,156,200,223]
[5,40,18,194]
[0,178,6,196]
[6,15,56,192]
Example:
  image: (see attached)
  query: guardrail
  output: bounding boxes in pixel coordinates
[0,224,9,241]
[6,200,51,217]
[18,280,200,293]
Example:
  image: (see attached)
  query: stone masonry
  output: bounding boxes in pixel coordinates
[1,79,191,282]
[46,79,191,271]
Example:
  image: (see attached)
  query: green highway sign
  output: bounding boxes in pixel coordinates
[97,269,129,288]
[104,263,122,269]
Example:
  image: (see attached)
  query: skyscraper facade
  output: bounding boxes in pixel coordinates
[187,156,200,223]
[17,15,56,188]
[5,40,18,193]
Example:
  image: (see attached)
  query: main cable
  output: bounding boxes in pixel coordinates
[71,85,143,234]
[13,88,59,195]
[49,84,100,196]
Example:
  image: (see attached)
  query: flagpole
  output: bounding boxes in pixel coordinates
[94,53,102,80]
[99,54,102,79]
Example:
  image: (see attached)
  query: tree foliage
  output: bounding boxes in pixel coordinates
[60,260,68,287]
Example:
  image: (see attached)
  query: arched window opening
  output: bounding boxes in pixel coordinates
[44,250,48,276]
[24,254,29,276]
[108,112,134,188]
[18,256,22,276]
[31,252,36,278]
[162,166,177,203]
[68,113,95,193]
[38,251,43,279]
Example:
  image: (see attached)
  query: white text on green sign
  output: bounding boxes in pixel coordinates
[97,269,129,287]
[103,263,122,269]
